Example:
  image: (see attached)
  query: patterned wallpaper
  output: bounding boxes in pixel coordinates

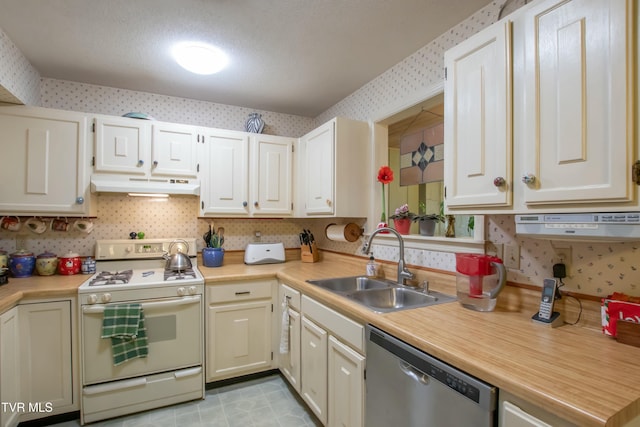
[0,27,40,105]
[40,79,316,138]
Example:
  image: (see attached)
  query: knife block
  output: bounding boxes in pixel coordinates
[301,243,319,263]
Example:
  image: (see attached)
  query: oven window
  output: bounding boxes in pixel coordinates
[145,315,177,343]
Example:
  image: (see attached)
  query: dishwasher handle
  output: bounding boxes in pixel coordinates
[399,361,430,386]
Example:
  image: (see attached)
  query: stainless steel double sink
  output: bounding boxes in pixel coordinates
[306,276,456,313]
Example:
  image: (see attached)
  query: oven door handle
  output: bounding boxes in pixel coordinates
[82,295,201,314]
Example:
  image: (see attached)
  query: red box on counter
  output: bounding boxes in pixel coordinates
[602,297,640,337]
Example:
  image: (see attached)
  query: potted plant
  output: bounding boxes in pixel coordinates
[389,204,415,235]
[202,226,225,267]
[412,202,444,236]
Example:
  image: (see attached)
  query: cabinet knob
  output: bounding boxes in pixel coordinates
[76,196,84,204]
[242,201,248,207]
[522,174,536,185]
[493,177,505,187]
[153,160,158,167]
[137,160,144,167]
[254,201,259,207]
[326,199,332,206]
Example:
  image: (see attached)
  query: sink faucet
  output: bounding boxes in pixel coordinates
[362,227,414,286]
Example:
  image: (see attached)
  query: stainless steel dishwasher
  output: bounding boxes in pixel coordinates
[366,325,497,427]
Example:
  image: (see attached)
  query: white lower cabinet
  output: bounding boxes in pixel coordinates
[300,316,328,424]
[499,391,577,427]
[18,300,76,421]
[277,284,301,392]
[0,307,20,427]
[206,280,274,382]
[327,336,365,427]
[0,299,76,427]
[299,294,365,427]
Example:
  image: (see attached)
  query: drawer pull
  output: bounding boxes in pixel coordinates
[235,291,251,296]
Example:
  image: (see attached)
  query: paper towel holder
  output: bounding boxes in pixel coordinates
[325,223,363,242]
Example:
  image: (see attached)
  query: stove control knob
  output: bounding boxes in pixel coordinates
[188,286,198,295]
[101,293,112,303]
[87,294,98,304]
[177,287,187,296]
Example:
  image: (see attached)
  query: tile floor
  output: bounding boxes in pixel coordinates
[49,374,320,427]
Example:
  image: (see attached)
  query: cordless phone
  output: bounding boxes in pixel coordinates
[537,278,558,320]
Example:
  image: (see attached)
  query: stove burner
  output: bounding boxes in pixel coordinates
[164,268,196,281]
[89,270,133,286]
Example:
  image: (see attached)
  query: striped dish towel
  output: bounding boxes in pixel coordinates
[101,303,148,366]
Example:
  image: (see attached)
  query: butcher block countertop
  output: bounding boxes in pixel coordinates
[2,252,640,427]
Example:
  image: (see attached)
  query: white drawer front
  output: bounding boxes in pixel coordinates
[207,279,274,304]
[301,295,364,353]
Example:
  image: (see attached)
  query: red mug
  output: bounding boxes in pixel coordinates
[51,218,70,232]
[1,216,21,231]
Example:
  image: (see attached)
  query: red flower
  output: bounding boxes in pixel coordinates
[377,166,394,184]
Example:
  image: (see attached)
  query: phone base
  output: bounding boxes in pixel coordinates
[531,311,563,328]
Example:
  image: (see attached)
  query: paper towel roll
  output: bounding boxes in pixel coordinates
[325,223,362,242]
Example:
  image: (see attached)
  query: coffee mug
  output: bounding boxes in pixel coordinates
[73,219,94,234]
[25,217,48,234]
[0,216,21,232]
[51,217,70,232]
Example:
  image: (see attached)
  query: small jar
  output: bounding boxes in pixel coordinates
[9,250,35,278]
[81,257,96,275]
[0,268,9,285]
[36,251,58,276]
[58,251,81,275]
[0,250,8,269]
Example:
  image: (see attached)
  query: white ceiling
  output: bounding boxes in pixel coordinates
[0,0,492,117]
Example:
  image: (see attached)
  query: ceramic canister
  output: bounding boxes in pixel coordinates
[0,250,7,269]
[36,251,58,276]
[9,250,35,278]
[58,251,81,275]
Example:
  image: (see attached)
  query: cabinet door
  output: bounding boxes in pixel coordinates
[151,124,199,177]
[519,0,632,205]
[0,307,20,427]
[18,301,73,416]
[444,20,512,208]
[94,117,149,175]
[251,135,293,216]
[303,121,334,215]
[0,109,91,215]
[279,308,301,392]
[300,316,328,425]
[501,401,553,427]
[206,299,272,381]
[200,130,250,215]
[328,336,364,427]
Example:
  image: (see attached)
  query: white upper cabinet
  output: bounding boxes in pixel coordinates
[445,0,636,214]
[0,106,94,216]
[444,20,512,208]
[517,0,633,206]
[94,117,198,178]
[297,117,369,217]
[199,129,293,217]
[151,123,199,177]
[250,134,294,216]
[94,116,149,175]
[199,129,250,215]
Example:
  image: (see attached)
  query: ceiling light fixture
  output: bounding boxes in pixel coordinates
[172,42,229,75]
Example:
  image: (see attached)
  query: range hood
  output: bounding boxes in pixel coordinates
[515,213,640,241]
[90,175,200,196]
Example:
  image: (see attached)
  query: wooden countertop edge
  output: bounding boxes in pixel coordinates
[2,256,639,427]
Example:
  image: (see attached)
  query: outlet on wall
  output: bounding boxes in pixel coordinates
[504,243,520,269]
[554,246,572,277]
